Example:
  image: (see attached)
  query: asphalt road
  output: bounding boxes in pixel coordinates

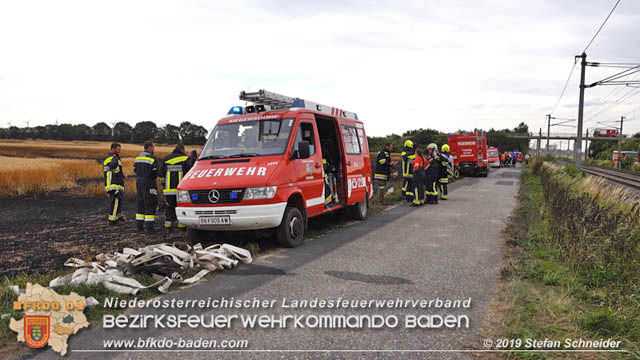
[24,167,521,360]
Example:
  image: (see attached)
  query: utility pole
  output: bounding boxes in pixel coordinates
[537,128,542,157]
[617,116,624,168]
[575,53,587,166]
[585,129,589,160]
[546,114,551,152]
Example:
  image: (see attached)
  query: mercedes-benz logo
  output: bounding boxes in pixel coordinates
[208,189,220,203]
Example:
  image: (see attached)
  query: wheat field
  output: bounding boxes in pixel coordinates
[0,140,202,159]
[0,156,138,197]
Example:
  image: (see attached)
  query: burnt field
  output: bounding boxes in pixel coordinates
[0,192,370,277]
[0,195,189,277]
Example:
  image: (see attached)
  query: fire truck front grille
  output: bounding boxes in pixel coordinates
[189,189,245,204]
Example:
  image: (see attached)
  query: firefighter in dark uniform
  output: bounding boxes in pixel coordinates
[425,143,440,204]
[401,140,416,202]
[103,142,126,225]
[439,144,453,200]
[160,144,189,231]
[323,158,333,206]
[186,150,198,173]
[134,140,159,233]
[374,143,396,204]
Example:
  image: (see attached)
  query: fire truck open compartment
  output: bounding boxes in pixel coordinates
[315,115,345,206]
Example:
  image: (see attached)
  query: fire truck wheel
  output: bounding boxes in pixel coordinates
[349,197,368,220]
[276,206,304,248]
[454,168,461,179]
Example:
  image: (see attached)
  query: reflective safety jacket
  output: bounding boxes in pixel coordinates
[401,146,416,178]
[160,150,189,194]
[103,152,124,192]
[374,149,392,181]
[134,151,159,184]
[439,152,453,179]
[426,152,441,176]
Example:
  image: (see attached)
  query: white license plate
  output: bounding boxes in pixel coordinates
[198,216,231,225]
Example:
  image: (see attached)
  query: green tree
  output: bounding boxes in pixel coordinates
[92,122,112,141]
[113,122,133,143]
[132,121,158,143]
[179,121,208,145]
[73,124,92,140]
[157,124,180,144]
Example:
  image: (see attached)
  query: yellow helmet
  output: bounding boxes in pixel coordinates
[441,144,450,152]
[404,140,414,148]
[427,143,438,150]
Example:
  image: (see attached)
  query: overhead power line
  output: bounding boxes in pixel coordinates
[550,61,577,117]
[583,0,622,53]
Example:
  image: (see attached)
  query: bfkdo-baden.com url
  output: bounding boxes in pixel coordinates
[101,337,249,350]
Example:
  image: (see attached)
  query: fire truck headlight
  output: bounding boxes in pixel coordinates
[243,186,277,200]
[178,190,191,203]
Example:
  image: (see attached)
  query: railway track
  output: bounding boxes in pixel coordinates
[556,160,640,190]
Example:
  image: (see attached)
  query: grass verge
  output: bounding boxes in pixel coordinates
[488,165,639,359]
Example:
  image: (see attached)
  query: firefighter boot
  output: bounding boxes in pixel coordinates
[144,219,156,234]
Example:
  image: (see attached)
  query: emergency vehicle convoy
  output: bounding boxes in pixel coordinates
[447,132,489,177]
[176,90,371,247]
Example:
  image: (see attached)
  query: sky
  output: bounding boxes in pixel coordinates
[1,0,639,143]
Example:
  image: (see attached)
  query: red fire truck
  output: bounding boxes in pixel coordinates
[448,132,489,177]
[176,90,372,247]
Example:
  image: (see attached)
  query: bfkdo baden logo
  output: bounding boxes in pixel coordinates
[24,315,50,348]
[9,283,90,356]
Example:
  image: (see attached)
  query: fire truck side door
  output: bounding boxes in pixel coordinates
[292,121,323,216]
[340,124,366,205]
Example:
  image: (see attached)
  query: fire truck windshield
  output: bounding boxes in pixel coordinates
[200,118,294,159]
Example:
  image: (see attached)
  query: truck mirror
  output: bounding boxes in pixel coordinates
[297,141,311,159]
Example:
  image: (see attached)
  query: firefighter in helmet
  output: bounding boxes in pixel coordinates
[323,158,333,207]
[401,139,416,202]
[425,143,440,204]
[439,144,453,200]
[103,142,126,225]
[160,144,189,231]
[374,142,396,204]
[134,140,160,234]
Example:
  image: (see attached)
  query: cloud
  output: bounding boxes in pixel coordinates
[0,0,639,136]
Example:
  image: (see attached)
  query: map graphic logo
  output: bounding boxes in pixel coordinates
[24,315,50,348]
[9,283,89,356]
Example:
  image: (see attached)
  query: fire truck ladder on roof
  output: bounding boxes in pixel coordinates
[239,89,358,120]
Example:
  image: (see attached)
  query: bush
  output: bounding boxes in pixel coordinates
[537,163,640,276]
[620,155,635,170]
[530,157,544,174]
[561,165,583,179]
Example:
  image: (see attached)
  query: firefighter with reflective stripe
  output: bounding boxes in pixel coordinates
[374,143,396,204]
[439,144,453,200]
[401,140,416,202]
[425,143,440,204]
[160,144,189,231]
[134,140,159,234]
[103,142,126,225]
[323,158,333,206]
[412,148,427,206]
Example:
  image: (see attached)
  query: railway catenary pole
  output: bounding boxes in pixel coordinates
[617,116,625,168]
[575,53,587,166]
[546,114,551,153]
[585,129,589,160]
[537,128,542,157]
